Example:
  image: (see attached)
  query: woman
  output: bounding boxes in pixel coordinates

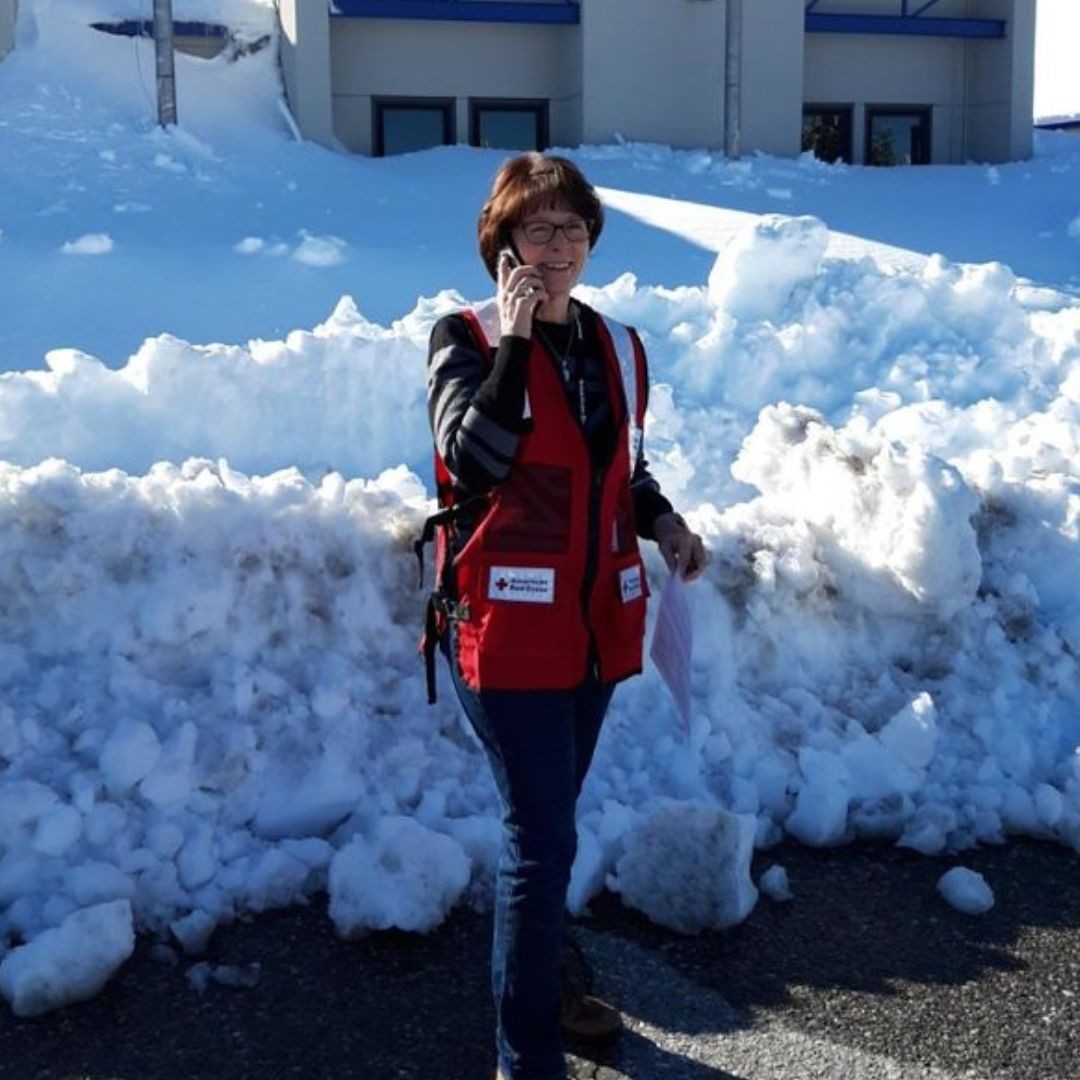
[422,153,706,1080]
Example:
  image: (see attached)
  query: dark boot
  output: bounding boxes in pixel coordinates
[559,936,623,1040]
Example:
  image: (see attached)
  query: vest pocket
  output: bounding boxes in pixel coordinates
[482,464,572,555]
[604,552,650,650]
[456,554,589,689]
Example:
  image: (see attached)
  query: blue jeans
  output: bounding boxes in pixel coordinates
[446,641,614,1080]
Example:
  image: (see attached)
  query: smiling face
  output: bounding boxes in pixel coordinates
[477,154,604,284]
[512,202,590,305]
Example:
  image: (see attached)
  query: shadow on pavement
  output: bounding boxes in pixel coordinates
[583,838,1080,1080]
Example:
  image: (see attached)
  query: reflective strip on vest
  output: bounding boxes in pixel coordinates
[598,314,644,470]
[471,298,501,349]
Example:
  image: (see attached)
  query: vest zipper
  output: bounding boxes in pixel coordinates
[581,464,607,681]
[538,316,610,684]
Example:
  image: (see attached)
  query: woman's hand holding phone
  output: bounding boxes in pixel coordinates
[498,247,547,339]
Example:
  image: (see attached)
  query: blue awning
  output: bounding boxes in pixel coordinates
[806,13,1005,39]
[332,1,580,25]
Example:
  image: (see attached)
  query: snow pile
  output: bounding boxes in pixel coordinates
[2,0,1080,1017]
[937,867,995,916]
[0,458,494,952]
[0,296,436,476]
[1,228,1078,1014]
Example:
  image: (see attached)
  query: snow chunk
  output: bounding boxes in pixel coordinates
[0,900,135,1016]
[759,864,793,902]
[253,752,360,841]
[787,748,851,847]
[708,214,828,322]
[0,780,59,846]
[878,693,938,772]
[937,867,995,916]
[328,817,470,936]
[32,803,83,857]
[65,861,134,907]
[138,722,197,807]
[610,801,758,934]
[99,720,162,793]
[170,910,217,956]
[186,961,261,993]
[61,233,114,256]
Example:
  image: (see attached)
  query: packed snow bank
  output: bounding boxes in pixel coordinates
[2,229,1080,1011]
[4,0,1080,1021]
[0,296,437,477]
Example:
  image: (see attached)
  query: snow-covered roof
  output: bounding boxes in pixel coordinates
[1034,112,1080,128]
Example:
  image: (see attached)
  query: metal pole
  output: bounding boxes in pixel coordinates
[153,0,177,127]
[724,0,742,159]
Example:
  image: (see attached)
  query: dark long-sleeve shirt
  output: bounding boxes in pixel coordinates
[427,305,673,539]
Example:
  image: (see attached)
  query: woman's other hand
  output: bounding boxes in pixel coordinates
[497,250,547,339]
[654,513,708,581]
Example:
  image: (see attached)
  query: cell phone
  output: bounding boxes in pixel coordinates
[498,246,521,273]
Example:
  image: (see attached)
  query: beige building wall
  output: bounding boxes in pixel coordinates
[278,0,337,148]
[806,0,968,13]
[580,0,726,149]
[0,0,17,62]
[330,18,579,154]
[966,0,1035,162]
[739,0,804,157]
[803,0,1032,163]
[805,32,969,162]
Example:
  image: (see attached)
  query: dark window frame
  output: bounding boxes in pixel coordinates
[865,105,932,166]
[469,98,550,152]
[801,103,854,164]
[373,97,456,157]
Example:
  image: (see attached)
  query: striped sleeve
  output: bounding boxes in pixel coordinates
[427,314,530,494]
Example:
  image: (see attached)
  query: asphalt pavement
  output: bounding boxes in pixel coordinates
[3,840,1078,1080]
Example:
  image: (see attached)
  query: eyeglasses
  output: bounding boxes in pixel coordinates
[515,219,591,245]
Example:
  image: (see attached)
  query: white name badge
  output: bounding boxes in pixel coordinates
[488,566,555,604]
[619,565,643,603]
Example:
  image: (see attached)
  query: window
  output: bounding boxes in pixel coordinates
[470,100,549,152]
[802,105,853,164]
[866,107,931,166]
[374,98,455,157]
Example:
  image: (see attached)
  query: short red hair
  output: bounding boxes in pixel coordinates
[477,153,604,279]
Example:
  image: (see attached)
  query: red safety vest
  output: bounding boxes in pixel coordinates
[425,300,650,694]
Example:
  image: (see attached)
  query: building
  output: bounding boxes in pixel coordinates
[1,0,17,62]
[278,0,1036,165]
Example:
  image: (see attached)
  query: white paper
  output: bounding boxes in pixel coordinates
[649,571,693,734]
